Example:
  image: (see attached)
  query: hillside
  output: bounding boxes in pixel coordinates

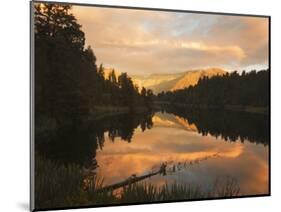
[133,68,226,93]
[104,68,226,94]
[170,68,226,91]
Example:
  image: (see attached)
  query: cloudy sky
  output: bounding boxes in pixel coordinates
[72,6,269,75]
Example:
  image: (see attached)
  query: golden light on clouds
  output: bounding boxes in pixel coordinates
[71,5,269,75]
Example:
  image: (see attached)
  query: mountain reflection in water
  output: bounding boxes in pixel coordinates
[36,109,269,196]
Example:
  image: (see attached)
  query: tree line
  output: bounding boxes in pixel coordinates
[157,70,269,108]
[34,3,153,123]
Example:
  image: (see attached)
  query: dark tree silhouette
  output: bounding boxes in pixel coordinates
[157,70,269,109]
[34,3,154,126]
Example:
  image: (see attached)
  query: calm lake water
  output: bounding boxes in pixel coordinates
[36,108,269,196]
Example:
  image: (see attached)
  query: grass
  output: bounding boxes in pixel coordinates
[35,155,240,209]
[118,183,203,203]
[111,177,240,204]
[35,154,87,208]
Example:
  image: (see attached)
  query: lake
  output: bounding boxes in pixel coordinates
[36,108,269,197]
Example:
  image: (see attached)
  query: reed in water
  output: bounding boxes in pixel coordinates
[35,155,240,209]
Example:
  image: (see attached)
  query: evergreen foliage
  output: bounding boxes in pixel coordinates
[157,70,269,108]
[34,3,153,122]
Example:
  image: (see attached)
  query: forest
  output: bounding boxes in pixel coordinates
[34,4,154,124]
[157,70,269,111]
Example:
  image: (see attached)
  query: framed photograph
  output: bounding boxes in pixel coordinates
[30,0,270,211]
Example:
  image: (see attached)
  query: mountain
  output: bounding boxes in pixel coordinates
[170,68,226,91]
[152,112,198,132]
[132,68,226,94]
[131,73,183,92]
[103,67,226,94]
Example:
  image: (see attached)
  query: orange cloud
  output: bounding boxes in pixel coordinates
[71,5,269,74]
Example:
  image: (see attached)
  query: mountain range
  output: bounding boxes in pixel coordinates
[104,68,226,94]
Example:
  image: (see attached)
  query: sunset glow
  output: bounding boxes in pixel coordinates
[72,6,269,74]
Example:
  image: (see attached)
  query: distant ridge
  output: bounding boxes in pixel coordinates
[170,68,226,91]
[132,68,226,94]
[103,67,226,94]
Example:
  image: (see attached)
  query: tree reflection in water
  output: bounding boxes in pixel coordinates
[161,106,269,146]
[35,112,155,166]
[36,108,268,169]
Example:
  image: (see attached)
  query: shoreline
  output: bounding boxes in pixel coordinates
[154,101,269,115]
[89,106,151,121]
[36,106,151,134]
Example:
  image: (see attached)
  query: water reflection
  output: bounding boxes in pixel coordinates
[161,106,269,145]
[36,108,269,196]
[36,112,154,165]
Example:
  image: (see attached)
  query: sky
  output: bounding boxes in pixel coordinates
[72,6,269,75]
